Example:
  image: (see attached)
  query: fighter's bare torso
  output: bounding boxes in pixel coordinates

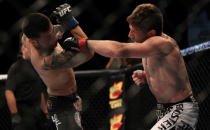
[30,43,77,96]
[22,25,93,96]
[142,34,192,103]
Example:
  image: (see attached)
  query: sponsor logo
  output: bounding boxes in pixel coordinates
[74,112,82,128]
[110,114,123,130]
[58,6,71,17]
[109,99,123,109]
[73,96,82,112]
[51,114,61,130]
[157,104,183,130]
[47,100,52,110]
[109,81,123,99]
[176,120,193,130]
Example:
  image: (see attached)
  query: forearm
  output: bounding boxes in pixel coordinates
[67,51,93,68]
[70,26,94,57]
[43,50,93,70]
[87,40,125,58]
[70,26,87,39]
[5,90,18,113]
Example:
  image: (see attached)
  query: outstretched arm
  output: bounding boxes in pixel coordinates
[70,25,94,60]
[71,26,87,39]
[60,36,173,58]
[86,37,170,58]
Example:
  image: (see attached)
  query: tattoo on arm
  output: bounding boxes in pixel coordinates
[43,51,76,70]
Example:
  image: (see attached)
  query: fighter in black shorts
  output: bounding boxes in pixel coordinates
[47,94,82,130]
[21,3,94,130]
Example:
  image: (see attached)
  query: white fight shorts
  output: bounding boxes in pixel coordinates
[151,95,199,130]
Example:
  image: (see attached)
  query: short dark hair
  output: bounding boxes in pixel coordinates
[127,3,163,36]
[22,13,51,39]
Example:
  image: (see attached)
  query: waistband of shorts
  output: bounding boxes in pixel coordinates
[157,95,196,109]
[48,93,78,102]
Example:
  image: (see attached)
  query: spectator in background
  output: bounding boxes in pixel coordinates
[5,35,54,130]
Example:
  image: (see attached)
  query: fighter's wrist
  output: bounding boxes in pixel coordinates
[79,38,88,51]
[142,71,147,81]
[65,17,79,31]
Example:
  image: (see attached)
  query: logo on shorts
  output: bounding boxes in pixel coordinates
[176,120,193,129]
[157,104,184,129]
[47,100,52,110]
[52,114,62,129]
[74,112,82,128]
[73,96,82,112]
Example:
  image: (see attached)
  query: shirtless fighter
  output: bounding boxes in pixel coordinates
[21,3,94,130]
[61,3,199,130]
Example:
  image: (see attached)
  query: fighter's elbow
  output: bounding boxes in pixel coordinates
[102,50,123,58]
[90,50,95,57]
[106,49,127,58]
[87,50,94,60]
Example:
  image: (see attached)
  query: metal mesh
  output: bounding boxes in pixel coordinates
[0,49,209,130]
[0,0,209,129]
[185,49,210,129]
[1,0,209,73]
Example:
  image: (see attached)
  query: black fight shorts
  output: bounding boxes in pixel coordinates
[47,93,82,130]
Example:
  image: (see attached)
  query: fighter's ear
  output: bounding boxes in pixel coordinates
[147,29,156,37]
[29,39,38,46]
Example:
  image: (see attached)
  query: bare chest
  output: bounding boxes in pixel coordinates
[31,54,76,89]
[142,57,167,91]
[142,57,162,74]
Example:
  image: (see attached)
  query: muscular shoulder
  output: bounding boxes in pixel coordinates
[146,35,177,56]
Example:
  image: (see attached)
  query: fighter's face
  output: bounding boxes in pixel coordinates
[34,24,58,53]
[128,25,148,43]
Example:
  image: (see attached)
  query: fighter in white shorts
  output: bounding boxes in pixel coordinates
[152,95,198,130]
[55,3,200,129]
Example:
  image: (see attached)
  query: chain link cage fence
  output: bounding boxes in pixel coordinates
[0,44,210,130]
[0,0,210,129]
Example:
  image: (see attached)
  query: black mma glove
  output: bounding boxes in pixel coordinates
[53,24,64,38]
[51,3,79,32]
[61,37,88,51]
[11,113,22,126]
